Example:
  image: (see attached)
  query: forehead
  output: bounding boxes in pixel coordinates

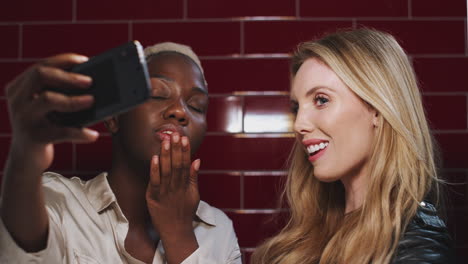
[291,58,344,99]
[147,52,206,90]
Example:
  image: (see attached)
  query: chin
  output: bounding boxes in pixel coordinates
[313,170,341,183]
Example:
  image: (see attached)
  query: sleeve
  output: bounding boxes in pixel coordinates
[0,208,65,263]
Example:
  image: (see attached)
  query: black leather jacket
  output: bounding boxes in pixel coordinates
[392,202,454,264]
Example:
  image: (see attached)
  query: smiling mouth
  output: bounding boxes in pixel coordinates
[307,142,329,156]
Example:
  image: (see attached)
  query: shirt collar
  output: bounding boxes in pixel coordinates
[83,172,216,226]
[83,172,116,213]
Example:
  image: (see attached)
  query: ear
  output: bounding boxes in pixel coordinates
[372,110,379,128]
[104,116,119,134]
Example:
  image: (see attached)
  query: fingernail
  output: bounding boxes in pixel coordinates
[173,133,180,143]
[181,136,188,147]
[163,140,170,150]
[194,159,201,171]
[86,129,99,138]
[76,74,92,83]
[153,155,159,165]
[76,55,89,62]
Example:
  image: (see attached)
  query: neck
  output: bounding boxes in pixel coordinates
[107,151,151,227]
[341,163,369,214]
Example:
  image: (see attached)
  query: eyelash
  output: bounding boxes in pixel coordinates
[314,94,329,106]
[189,105,203,113]
[150,96,166,100]
[291,103,299,114]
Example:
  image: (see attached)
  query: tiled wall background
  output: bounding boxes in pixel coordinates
[0,0,467,263]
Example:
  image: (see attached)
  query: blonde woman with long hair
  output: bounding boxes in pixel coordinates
[252,29,453,264]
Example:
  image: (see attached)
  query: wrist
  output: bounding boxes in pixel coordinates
[158,222,195,242]
[7,141,50,174]
[160,228,198,264]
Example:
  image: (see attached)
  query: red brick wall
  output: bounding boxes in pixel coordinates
[1,0,467,263]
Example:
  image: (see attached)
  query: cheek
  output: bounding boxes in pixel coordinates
[188,118,207,153]
[333,113,375,158]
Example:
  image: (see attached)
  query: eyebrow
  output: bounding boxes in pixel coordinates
[150,74,207,95]
[290,86,334,101]
[192,86,208,96]
[151,74,174,82]
[305,86,334,97]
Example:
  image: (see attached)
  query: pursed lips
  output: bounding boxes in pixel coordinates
[155,124,185,141]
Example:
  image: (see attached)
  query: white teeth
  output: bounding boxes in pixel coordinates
[307,142,329,154]
[162,131,173,135]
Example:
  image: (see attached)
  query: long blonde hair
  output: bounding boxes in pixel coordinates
[251,28,441,264]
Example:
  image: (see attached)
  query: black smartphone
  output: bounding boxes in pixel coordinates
[47,41,151,127]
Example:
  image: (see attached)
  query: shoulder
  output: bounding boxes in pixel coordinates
[41,172,107,216]
[412,202,447,229]
[392,202,454,264]
[41,172,86,200]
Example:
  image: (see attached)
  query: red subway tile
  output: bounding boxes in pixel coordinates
[301,0,408,17]
[0,137,11,169]
[23,24,129,58]
[188,0,295,18]
[357,21,465,55]
[0,25,19,59]
[244,96,293,133]
[412,0,466,17]
[226,211,288,247]
[196,135,295,170]
[0,62,33,97]
[202,58,290,93]
[0,100,10,133]
[423,95,467,130]
[244,174,286,209]
[207,96,243,133]
[456,246,468,262]
[244,21,352,54]
[77,0,183,20]
[49,143,73,171]
[414,58,468,93]
[446,209,456,239]
[442,171,468,207]
[75,136,112,171]
[435,133,468,169]
[198,173,241,209]
[134,22,240,56]
[451,208,468,245]
[0,0,72,22]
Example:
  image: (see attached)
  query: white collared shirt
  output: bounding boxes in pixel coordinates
[0,172,242,264]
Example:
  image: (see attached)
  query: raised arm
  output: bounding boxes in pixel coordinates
[0,54,99,252]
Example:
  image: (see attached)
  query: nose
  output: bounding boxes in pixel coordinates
[163,100,189,125]
[293,108,314,135]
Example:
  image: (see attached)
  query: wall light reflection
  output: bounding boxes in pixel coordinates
[244,112,294,133]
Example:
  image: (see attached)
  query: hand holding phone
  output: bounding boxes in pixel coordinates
[47,41,151,127]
